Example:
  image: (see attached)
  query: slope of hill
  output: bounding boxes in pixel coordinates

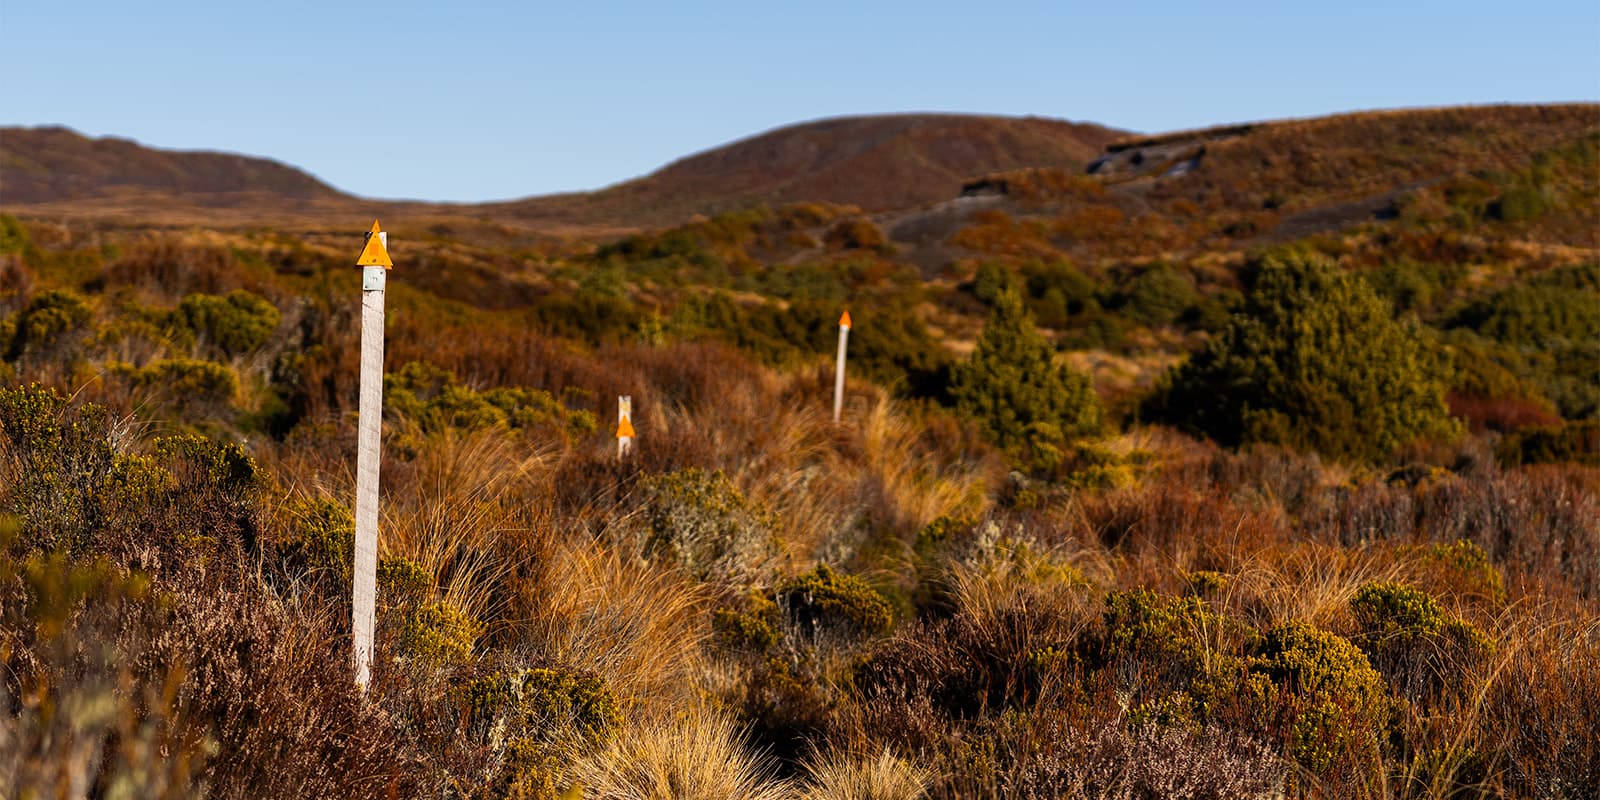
[494,114,1123,226]
[0,125,343,204]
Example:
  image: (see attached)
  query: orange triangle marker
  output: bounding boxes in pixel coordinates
[616,417,636,438]
[839,310,852,329]
[356,220,394,268]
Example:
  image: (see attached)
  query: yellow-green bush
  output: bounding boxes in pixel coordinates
[459,666,622,798]
[378,555,432,606]
[398,601,478,667]
[173,290,281,358]
[276,496,354,582]
[115,358,239,417]
[779,564,895,638]
[1244,620,1389,777]
[639,468,781,584]
[7,289,92,363]
[1349,581,1494,701]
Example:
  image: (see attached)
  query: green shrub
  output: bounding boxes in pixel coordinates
[1150,253,1458,463]
[639,468,781,584]
[397,601,478,667]
[1449,283,1600,349]
[1496,420,1600,467]
[712,590,783,653]
[779,564,895,638]
[951,289,1102,473]
[377,555,432,606]
[1245,620,1389,777]
[1117,264,1199,327]
[173,290,280,357]
[116,358,239,417]
[385,361,593,439]
[1407,540,1505,605]
[1349,581,1493,701]
[0,383,116,552]
[459,665,622,797]
[277,496,354,582]
[7,289,92,363]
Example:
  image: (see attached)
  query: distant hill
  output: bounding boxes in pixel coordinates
[491,114,1123,226]
[1,126,342,204]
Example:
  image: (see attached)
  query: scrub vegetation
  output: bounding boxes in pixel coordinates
[2,104,1597,799]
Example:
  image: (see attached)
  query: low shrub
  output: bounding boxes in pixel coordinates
[780,564,895,639]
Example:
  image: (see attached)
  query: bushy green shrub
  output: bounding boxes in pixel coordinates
[0,383,116,553]
[385,361,594,439]
[378,555,433,606]
[1244,620,1389,777]
[1449,282,1600,349]
[712,590,783,653]
[1406,540,1505,605]
[779,564,895,638]
[6,289,92,363]
[397,601,478,667]
[459,666,621,797]
[1496,420,1600,467]
[1097,589,1245,723]
[639,468,781,583]
[173,290,280,357]
[115,358,239,417]
[1150,253,1458,463]
[1349,581,1493,701]
[1117,264,1199,327]
[951,289,1102,473]
[277,496,354,582]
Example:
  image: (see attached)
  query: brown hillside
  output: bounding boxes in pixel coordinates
[491,114,1124,226]
[0,126,342,204]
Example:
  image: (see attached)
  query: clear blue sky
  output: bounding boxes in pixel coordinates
[3,1,1596,203]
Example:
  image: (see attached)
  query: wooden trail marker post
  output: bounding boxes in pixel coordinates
[833,310,851,423]
[352,220,392,689]
[617,395,635,460]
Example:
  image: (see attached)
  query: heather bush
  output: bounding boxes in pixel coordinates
[1115,263,1199,327]
[1150,252,1458,462]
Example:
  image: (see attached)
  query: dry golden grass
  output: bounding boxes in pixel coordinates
[571,707,791,800]
[800,747,931,800]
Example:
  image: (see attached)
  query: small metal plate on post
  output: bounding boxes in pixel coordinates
[362,266,387,291]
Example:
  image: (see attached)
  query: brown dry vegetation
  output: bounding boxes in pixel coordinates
[3,103,1599,799]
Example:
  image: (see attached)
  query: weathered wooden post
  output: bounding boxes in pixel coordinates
[352,220,392,689]
[617,395,635,460]
[833,310,851,423]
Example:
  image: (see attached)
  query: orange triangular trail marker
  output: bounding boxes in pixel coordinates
[839,310,852,329]
[356,220,394,268]
[616,417,636,438]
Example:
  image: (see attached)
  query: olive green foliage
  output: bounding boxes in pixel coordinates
[277,496,354,582]
[385,361,597,438]
[1117,264,1199,327]
[378,555,433,605]
[0,384,259,562]
[951,289,1102,473]
[1245,620,1389,776]
[459,666,621,798]
[1152,253,1457,463]
[114,358,239,416]
[779,564,895,638]
[6,289,92,362]
[1408,540,1506,605]
[1497,419,1600,467]
[639,467,781,583]
[1349,582,1493,700]
[1449,281,1600,349]
[713,590,783,653]
[0,383,118,552]
[1098,588,1244,723]
[173,290,281,357]
[0,214,33,256]
[398,601,479,667]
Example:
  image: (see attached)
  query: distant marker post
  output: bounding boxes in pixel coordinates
[352,219,392,690]
[617,395,635,460]
[833,310,851,423]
